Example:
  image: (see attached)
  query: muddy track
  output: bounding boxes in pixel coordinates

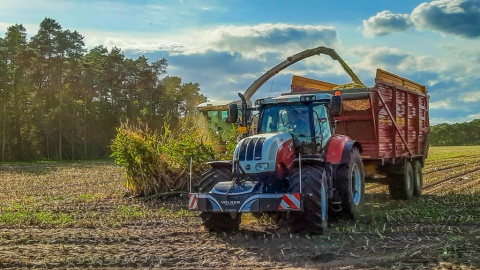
[1,221,479,269]
[433,153,480,161]
[366,166,480,195]
[423,166,480,192]
[423,163,465,174]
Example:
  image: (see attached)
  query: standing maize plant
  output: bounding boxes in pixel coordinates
[223,124,240,160]
[110,116,215,197]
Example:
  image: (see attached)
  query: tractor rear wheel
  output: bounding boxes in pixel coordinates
[413,160,423,196]
[287,165,328,234]
[336,148,365,219]
[197,168,241,232]
[388,161,414,200]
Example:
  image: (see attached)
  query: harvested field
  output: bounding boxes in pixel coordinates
[1,146,480,269]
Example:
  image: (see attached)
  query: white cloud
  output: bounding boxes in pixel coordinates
[411,0,480,38]
[466,112,480,120]
[80,23,338,59]
[460,90,480,102]
[362,11,413,37]
[212,24,337,57]
[361,1,480,39]
[430,100,451,109]
[349,45,471,84]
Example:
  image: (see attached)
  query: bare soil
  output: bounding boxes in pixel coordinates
[1,201,479,269]
[1,147,480,269]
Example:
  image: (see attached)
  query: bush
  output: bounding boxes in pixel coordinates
[110,115,215,197]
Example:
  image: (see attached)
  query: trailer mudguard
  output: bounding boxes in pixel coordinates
[325,135,361,165]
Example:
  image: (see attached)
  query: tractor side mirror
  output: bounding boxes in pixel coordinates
[330,95,342,117]
[228,103,238,123]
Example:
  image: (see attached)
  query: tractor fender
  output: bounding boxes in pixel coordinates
[275,137,295,178]
[325,135,361,165]
[206,160,232,171]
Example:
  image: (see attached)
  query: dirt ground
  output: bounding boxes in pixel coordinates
[1,196,479,269]
[1,148,480,269]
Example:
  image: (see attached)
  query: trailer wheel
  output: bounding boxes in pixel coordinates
[388,161,414,200]
[337,148,365,219]
[413,160,423,197]
[197,168,241,232]
[287,166,328,234]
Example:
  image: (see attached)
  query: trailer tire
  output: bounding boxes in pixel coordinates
[413,160,423,197]
[388,161,414,200]
[336,148,365,219]
[197,168,241,232]
[287,166,328,234]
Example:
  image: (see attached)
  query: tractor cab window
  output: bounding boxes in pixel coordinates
[202,110,231,141]
[259,104,312,146]
[312,105,331,147]
[204,111,219,123]
[220,110,228,122]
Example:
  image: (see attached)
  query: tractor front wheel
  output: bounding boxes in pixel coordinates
[287,165,328,234]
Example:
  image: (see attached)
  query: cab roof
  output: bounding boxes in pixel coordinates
[255,93,332,106]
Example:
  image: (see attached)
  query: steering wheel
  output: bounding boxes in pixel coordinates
[285,122,296,130]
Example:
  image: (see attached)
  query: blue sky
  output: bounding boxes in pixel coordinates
[1,0,480,125]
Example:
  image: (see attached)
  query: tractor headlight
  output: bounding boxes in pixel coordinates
[255,163,269,171]
[300,95,316,102]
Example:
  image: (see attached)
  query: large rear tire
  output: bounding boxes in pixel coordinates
[287,166,328,234]
[388,161,414,200]
[336,148,365,219]
[413,160,423,197]
[197,168,241,232]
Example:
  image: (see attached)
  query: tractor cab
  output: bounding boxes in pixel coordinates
[253,93,340,155]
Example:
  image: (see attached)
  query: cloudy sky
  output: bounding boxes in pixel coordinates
[1,0,480,125]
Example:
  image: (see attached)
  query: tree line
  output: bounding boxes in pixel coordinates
[429,119,480,146]
[0,18,206,161]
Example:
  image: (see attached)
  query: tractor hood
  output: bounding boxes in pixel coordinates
[233,132,295,174]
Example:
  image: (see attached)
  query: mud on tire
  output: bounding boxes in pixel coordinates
[197,168,241,232]
[286,165,328,234]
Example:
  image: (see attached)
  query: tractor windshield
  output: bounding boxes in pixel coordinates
[258,104,312,143]
[258,103,332,154]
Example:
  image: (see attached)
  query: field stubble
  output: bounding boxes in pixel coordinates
[1,146,480,269]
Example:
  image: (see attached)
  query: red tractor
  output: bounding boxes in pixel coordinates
[189,91,363,233]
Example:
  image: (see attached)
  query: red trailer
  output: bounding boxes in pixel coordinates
[292,69,430,199]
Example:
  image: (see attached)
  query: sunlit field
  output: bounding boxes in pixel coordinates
[1,146,479,269]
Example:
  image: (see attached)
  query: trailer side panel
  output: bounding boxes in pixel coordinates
[334,82,429,166]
